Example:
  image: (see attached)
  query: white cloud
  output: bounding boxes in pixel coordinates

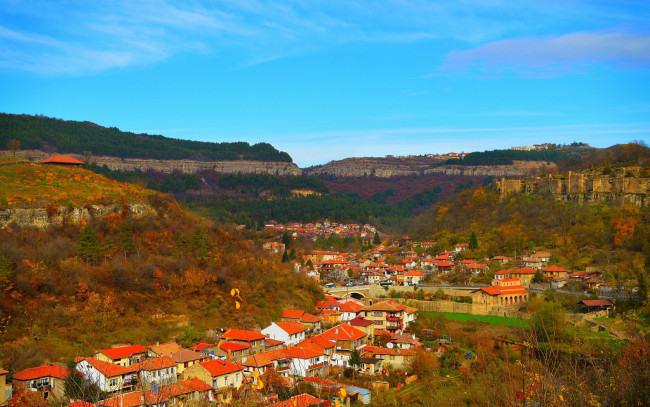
[441,31,650,75]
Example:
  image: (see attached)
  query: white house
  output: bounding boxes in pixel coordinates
[75,358,134,393]
[286,346,326,378]
[261,321,308,346]
[128,357,177,388]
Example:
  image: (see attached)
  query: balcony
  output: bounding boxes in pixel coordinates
[386,316,402,322]
[308,362,325,370]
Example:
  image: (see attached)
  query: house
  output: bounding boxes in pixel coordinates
[455,244,469,252]
[263,241,286,253]
[521,257,544,270]
[265,339,285,351]
[157,377,213,406]
[359,301,406,334]
[95,344,148,367]
[510,267,537,286]
[0,367,7,405]
[340,301,364,322]
[76,358,134,394]
[262,321,308,346]
[147,341,182,358]
[281,310,322,330]
[126,357,177,388]
[578,299,612,313]
[472,278,529,307]
[189,342,216,356]
[170,349,210,377]
[220,329,268,354]
[214,342,251,362]
[404,270,425,285]
[96,390,163,407]
[272,394,330,407]
[347,317,375,338]
[241,349,293,377]
[362,346,415,370]
[182,359,244,405]
[359,358,382,375]
[542,265,570,280]
[285,346,327,378]
[318,309,342,324]
[315,324,368,366]
[491,256,509,265]
[12,364,69,402]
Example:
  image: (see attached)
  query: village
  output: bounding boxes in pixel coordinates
[0,219,627,407]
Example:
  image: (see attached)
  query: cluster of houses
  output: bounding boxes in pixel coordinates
[263,222,378,242]
[0,295,422,407]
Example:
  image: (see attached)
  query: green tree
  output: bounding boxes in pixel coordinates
[117,221,134,254]
[7,139,20,158]
[469,231,478,250]
[373,231,381,245]
[533,269,544,283]
[0,255,13,286]
[281,250,289,263]
[76,225,99,262]
[282,231,292,249]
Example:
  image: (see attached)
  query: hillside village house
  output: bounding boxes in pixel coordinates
[95,344,148,367]
[261,321,308,346]
[170,349,209,377]
[281,310,323,330]
[12,364,69,402]
[76,358,134,394]
[348,317,375,338]
[543,265,570,280]
[359,301,405,334]
[404,270,425,285]
[147,341,182,358]
[214,342,251,363]
[220,329,267,354]
[241,349,293,377]
[127,357,177,388]
[340,301,364,322]
[495,267,536,287]
[315,324,368,366]
[363,346,415,370]
[472,278,529,306]
[182,359,244,405]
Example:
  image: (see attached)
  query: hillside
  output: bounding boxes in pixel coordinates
[0,160,323,374]
[0,113,292,162]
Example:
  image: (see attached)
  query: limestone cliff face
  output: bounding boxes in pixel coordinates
[496,170,649,207]
[1,150,302,176]
[306,157,551,178]
[0,204,155,229]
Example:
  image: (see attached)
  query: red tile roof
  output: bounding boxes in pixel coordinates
[99,344,148,360]
[299,313,322,323]
[272,394,328,407]
[199,359,243,376]
[219,342,251,352]
[286,346,323,360]
[282,310,306,319]
[317,324,366,342]
[339,302,363,313]
[126,357,176,373]
[514,267,537,275]
[543,265,569,272]
[221,329,267,342]
[13,364,68,381]
[364,346,416,356]
[276,321,308,335]
[265,339,285,347]
[348,317,373,327]
[82,358,132,377]
[579,299,612,307]
[190,342,214,352]
[40,155,85,165]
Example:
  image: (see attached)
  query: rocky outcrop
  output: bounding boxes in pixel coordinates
[0,150,302,176]
[496,170,649,207]
[306,156,552,178]
[0,204,156,229]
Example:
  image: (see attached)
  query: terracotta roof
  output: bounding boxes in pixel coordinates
[405,270,425,276]
[361,301,403,312]
[13,364,68,381]
[348,317,372,327]
[242,349,289,368]
[170,349,208,364]
[99,344,148,360]
[286,346,323,360]
[126,357,176,373]
[83,358,132,377]
[265,339,285,347]
[272,394,327,407]
[275,321,308,335]
[340,302,363,313]
[514,267,537,275]
[158,377,212,399]
[219,342,251,352]
[190,342,214,352]
[99,391,157,407]
[282,310,306,319]
[298,337,336,350]
[67,401,95,407]
[222,329,267,342]
[364,346,415,356]
[579,299,612,307]
[480,286,502,296]
[500,278,520,283]
[148,341,182,357]
[300,313,322,323]
[435,261,455,267]
[199,359,243,377]
[317,324,366,342]
[40,155,85,165]
[543,265,569,272]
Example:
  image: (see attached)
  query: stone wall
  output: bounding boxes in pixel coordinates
[0,150,302,176]
[0,204,155,229]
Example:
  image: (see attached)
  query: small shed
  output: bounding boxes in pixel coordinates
[345,386,371,405]
[577,299,612,313]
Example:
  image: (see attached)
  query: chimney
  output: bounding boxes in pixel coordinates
[156,341,159,347]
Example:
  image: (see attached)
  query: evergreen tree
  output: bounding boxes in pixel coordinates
[469,231,478,250]
[282,231,292,249]
[117,221,135,254]
[76,225,99,262]
[281,250,289,263]
[373,231,381,245]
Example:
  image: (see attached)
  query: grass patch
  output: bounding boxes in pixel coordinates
[421,311,530,329]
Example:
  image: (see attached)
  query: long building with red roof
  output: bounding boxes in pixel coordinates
[472,278,529,306]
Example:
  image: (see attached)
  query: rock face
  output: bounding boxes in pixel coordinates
[0,204,156,229]
[496,171,649,207]
[1,150,302,176]
[305,156,552,178]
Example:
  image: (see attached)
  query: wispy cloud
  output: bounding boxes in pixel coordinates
[441,30,650,76]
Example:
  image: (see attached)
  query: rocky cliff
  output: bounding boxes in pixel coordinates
[496,169,649,207]
[0,203,155,229]
[1,150,303,176]
[305,156,553,178]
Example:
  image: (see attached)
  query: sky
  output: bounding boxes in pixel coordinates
[1,1,649,167]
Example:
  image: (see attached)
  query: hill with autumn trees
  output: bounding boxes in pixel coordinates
[0,159,323,375]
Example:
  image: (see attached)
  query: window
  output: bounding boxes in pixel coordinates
[109,378,118,387]
[374,321,382,326]
[373,311,382,317]
[224,376,229,386]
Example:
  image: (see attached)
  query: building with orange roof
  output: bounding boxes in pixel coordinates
[169,349,209,377]
[75,358,134,394]
[472,278,529,307]
[272,393,330,407]
[542,265,570,280]
[359,301,406,334]
[241,349,292,376]
[95,344,148,367]
[12,364,69,402]
[39,155,85,165]
[280,310,322,329]
[124,357,177,388]
[262,321,308,346]
[156,377,213,405]
[182,359,244,404]
[220,329,267,354]
[339,301,364,322]
[147,341,182,358]
[213,342,251,362]
[315,324,368,366]
[404,270,425,286]
[297,337,336,359]
[363,346,416,370]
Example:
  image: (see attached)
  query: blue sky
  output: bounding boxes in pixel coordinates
[1,1,649,167]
